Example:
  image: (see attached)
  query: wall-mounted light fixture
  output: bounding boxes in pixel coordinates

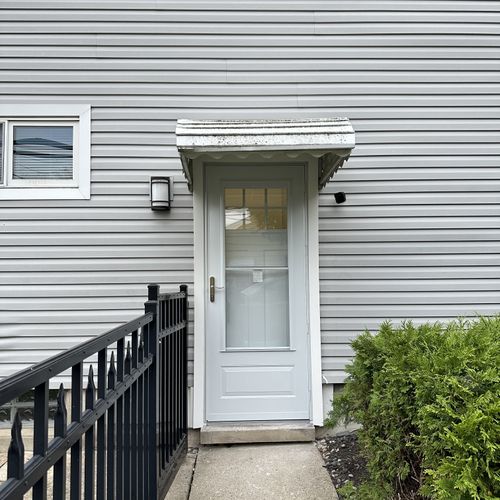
[150,176,172,210]
[334,191,347,204]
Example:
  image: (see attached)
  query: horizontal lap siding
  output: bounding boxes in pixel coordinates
[0,4,200,381]
[0,1,498,386]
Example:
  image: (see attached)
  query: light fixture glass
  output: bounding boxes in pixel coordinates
[150,176,171,210]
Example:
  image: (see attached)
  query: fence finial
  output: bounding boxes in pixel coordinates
[55,383,67,438]
[86,365,96,410]
[125,341,132,375]
[108,351,116,390]
[7,411,24,480]
[138,330,144,363]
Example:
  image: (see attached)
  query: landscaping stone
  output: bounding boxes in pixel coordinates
[317,432,368,494]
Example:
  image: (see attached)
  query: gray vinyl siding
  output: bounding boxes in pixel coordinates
[0,1,499,386]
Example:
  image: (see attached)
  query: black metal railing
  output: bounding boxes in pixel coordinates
[0,284,188,500]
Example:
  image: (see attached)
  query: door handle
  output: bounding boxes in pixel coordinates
[210,276,215,302]
[209,276,224,302]
[209,276,225,302]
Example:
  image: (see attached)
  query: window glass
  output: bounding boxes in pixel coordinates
[12,125,73,179]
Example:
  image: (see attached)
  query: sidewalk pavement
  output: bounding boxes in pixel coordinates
[167,442,338,500]
[1,427,338,500]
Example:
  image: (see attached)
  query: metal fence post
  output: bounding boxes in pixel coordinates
[145,284,160,499]
[179,285,188,435]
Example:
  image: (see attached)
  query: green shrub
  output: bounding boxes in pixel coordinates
[326,316,500,499]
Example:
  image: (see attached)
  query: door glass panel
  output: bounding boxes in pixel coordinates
[244,188,265,207]
[224,187,289,348]
[267,188,287,207]
[224,188,243,208]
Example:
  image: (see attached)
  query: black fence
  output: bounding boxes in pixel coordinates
[0,284,188,500]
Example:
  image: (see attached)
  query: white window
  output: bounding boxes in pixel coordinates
[0,105,90,199]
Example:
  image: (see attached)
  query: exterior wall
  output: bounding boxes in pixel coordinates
[0,2,499,388]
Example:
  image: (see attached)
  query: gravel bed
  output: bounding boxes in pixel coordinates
[317,432,368,495]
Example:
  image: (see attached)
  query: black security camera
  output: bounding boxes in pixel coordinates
[334,192,347,204]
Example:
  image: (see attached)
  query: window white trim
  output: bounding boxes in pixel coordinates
[6,120,79,188]
[0,104,90,200]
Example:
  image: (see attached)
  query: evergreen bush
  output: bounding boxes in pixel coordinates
[327,316,500,499]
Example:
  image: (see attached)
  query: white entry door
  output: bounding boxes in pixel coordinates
[206,164,310,421]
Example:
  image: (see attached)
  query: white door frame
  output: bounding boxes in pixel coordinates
[191,156,323,428]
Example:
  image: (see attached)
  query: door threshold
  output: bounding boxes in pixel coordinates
[200,420,315,445]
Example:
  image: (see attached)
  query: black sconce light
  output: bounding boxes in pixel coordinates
[334,191,347,204]
[150,176,172,210]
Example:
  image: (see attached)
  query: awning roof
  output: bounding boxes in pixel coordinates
[175,118,355,191]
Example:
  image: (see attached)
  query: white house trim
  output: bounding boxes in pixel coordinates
[192,159,206,429]
[190,155,325,427]
[307,159,324,426]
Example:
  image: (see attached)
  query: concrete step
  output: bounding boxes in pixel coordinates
[200,421,316,445]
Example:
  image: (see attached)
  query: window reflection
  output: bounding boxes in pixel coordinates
[225,188,287,231]
[12,126,73,180]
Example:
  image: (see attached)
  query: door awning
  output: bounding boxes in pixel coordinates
[175,118,355,191]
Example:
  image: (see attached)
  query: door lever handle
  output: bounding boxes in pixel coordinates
[209,276,224,302]
[209,276,215,302]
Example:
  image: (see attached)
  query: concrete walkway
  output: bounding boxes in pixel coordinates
[167,443,338,500]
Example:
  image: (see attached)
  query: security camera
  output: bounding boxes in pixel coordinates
[334,192,347,204]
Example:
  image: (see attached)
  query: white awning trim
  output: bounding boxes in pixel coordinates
[175,118,355,191]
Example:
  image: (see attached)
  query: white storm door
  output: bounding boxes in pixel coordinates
[206,164,310,421]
